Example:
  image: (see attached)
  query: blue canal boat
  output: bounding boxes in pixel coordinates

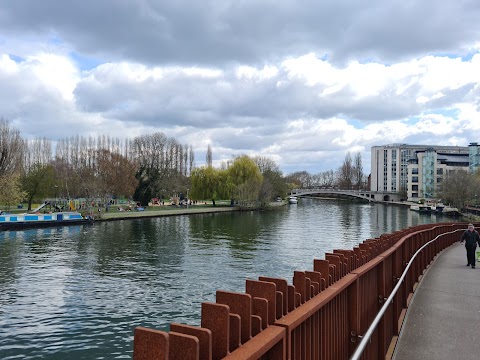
[0,211,91,230]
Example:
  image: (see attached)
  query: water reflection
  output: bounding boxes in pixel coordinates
[0,201,459,359]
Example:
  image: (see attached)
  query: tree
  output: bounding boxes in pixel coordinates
[227,155,263,205]
[253,156,287,201]
[95,149,138,199]
[206,144,212,168]
[190,166,221,200]
[439,170,480,209]
[352,152,364,190]
[0,118,25,176]
[0,173,26,210]
[131,132,193,205]
[337,152,354,189]
[22,164,56,210]
[285,171,313,188]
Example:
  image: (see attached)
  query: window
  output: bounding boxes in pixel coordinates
[412,168,418,174]
[412,193,418,198]
[412,185,418,191]
[412,176,418,183]
[437,168,443,175]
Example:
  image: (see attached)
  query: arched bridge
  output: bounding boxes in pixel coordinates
[289,188,401,202]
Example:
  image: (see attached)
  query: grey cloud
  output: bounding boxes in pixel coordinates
[74,64,423,131]
[1,0,479,66]
[427,83,476,109]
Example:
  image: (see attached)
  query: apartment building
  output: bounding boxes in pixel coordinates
[406,149,469,201]
[370,144,469,196]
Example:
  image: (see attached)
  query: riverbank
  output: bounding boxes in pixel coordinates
[97,200,288,221]
[99,205,240,221]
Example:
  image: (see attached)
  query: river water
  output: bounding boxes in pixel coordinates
[0,199,456,359]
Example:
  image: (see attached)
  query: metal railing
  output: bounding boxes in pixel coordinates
[132,222,472,360]
[349,228,465,360]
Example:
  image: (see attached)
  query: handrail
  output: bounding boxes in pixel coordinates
[349,227,465,360]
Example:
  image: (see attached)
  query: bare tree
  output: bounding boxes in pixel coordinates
[189,145,195,175]
[337,152,354,189]
[0,118,25,176]
[352,152,364,190]
[24,137,52,171]
[440,170,480,209]
[285,171,313,188]
[206,144,212,167]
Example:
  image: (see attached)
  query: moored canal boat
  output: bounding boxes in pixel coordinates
[0,211,91,230]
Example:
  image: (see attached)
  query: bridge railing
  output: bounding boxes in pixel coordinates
[133,222,473,360]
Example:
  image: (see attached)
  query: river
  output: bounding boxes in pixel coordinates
[0,199,457,359]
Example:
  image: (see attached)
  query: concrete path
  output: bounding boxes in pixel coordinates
[393,242,480,360]
[100,206,239,221]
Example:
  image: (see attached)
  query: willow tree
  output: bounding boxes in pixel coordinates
[226,155,263,206]
[190,166,223,200]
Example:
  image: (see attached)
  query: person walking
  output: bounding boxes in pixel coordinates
[460,223,480,268]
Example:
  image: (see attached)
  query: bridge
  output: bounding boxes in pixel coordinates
[289,188,402,202]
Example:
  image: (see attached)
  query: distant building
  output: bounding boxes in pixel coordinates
[370,144,469,196]
[469,142,480,174]
[406,149,469,201]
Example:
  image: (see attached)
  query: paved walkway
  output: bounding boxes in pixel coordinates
[393,242,480,360]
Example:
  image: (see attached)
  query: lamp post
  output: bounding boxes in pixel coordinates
[54,185,58,209]
[187,188,189,209]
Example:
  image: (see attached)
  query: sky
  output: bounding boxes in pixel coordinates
[1,0,480,175]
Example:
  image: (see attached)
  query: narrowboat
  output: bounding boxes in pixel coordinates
[0,211,91,230]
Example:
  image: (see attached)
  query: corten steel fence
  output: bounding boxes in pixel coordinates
[133,222,475,360]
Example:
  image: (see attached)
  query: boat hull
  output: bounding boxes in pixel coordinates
[0,212,91,231]
[288,196,298,204]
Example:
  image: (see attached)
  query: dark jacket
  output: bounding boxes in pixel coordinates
[461,230,480,248]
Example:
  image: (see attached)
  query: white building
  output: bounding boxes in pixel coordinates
[370,144,470,198]
[406,149,469,201]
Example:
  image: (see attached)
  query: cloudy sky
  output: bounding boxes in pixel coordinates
[1,0,480,174]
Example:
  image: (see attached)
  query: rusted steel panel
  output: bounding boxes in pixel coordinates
[228,314,241,353]
[246,280,277,326]
[326,253,342,280]
[216,291,252,344]
[169,323,212,360]
[293,271,307,304]
[201,302,230,360]
[259,277,289,316]
[377,258,387,357]
[313,259,330,288]
[276,291,283,320]
[347,279,359,357]
[334,249,355,272]
[287,285,296,312]
[305,271,321,294]
[134,327,169,360]
[307,278,313,302]
[295,292,301,308]
[329,264,337,284]
[251,315,262,337]
[169,332,199,360]
[275,274,357,330]
[252,297,269,330]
